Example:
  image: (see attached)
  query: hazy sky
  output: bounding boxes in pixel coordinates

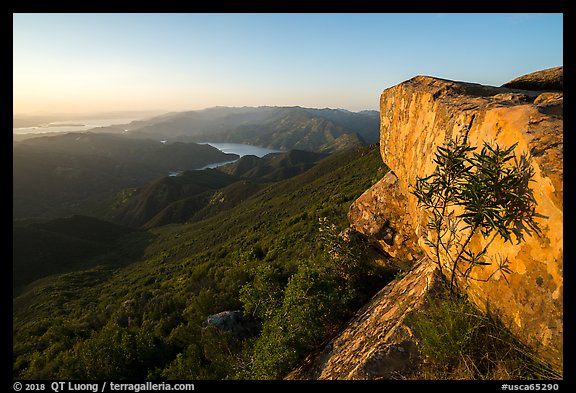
[13,13,563,115]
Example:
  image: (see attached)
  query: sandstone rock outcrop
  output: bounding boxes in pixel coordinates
[349,71,562,372]
[347,171,424,263]
[502,66,563,91]
[287,69,562,379]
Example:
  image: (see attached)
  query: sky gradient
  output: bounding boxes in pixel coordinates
[13,13,563,115]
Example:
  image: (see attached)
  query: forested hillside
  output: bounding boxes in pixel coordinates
[109,106,380,151]
[13,145,394,380]
[13,133,237,219]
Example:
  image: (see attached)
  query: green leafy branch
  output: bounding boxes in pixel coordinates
[411,136,540,292]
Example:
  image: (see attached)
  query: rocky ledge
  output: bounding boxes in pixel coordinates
[290,67,563,378]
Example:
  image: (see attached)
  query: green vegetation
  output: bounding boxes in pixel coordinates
[12,215,146,294]
[238,218,389,379]
[407,287,560,380]
[111,149,329,228]
[411,136,540,291]
[13,145,390,380]
[13,133,237,219]
[111,169,239,228]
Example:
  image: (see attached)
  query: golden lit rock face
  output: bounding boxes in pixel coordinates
[347,171,424,263]
[294,71,563,380]
[373,75,563,371]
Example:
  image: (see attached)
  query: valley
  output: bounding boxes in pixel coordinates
[12,106,387,380]
[12,84,563,380]
[13,144,390,379]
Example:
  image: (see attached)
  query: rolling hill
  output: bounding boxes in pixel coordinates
[218,149,328,182]
[13,133,238,219]
[13,215,142,294]
[106,150,329,228]
[13,145,390,380]
[111,169,239,228]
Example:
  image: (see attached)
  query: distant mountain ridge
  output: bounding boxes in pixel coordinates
[109,149,329,228]
[218,149,328,182]
[13,133,237,219]
[12,105,374,220]
[112,169,239,228]
[115,106,379,152]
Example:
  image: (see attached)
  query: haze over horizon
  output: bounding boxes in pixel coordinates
[13,13,563,116]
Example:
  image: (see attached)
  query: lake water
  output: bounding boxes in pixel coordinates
[168,143,284,176]
[200,143,283,158]
[195,143,283,170]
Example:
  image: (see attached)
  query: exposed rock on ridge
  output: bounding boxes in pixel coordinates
[347,171,423,263]
[501,66,563,91]
[205,310,260,339]
[289,68,563,379]
[372,73,562,370]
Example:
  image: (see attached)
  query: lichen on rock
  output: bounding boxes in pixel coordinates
[375,70,562,372]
